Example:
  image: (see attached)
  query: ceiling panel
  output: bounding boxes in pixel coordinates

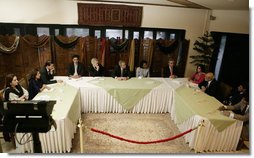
[76,0,249,10]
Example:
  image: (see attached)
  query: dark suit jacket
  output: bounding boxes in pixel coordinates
[88,64,105,77]
[67,62,85,76]
[112,65,131,78]
[198,79,219,99]
[163,66,178,77]
[40,67,57,84]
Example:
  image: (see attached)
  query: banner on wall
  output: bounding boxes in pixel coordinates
[77,3,142,27]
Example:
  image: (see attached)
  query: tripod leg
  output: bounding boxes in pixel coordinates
[32,133,42,153]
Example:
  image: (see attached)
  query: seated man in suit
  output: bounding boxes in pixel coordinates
[88,58,105,77]
[163,59,178,78]
[223,83,247,106]
[198,72,219,99]
[40,61,63,84]
[67,54,85,78]
[112,60,131,80]
[218,93,249,150]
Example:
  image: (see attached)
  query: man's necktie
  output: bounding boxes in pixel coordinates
[121,69,123,77]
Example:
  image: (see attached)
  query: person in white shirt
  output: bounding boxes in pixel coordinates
[3,73,29,101]
[136,60,150,78]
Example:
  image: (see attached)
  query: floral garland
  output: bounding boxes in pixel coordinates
[0,36,20,54]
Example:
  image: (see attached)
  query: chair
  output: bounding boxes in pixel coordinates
[19,78,28,90]
[161,67,164,77]
[0,89,4,101]
[217,81,233,102]
[26,74,31,87]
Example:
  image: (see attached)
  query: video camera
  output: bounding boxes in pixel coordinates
[0,100,56,133]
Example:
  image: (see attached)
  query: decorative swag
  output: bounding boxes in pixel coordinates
[54,36,80,48]
[23,35,50,48]
[0,36,20,54]
[109,38,129,52]
[77,3,142,27]
[157,40,178,54]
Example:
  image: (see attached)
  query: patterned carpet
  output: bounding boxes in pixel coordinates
[71,113,193,153]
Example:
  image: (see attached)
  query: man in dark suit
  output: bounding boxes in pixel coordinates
[67,55,85,78]
[88,58,105,77]
[40,61,63,84]
[198,72,219,99]
[112,60,131,80]
[218,93,249,150]
[163,59,178,78]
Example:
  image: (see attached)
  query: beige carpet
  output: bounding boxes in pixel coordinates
[71,113,193,153]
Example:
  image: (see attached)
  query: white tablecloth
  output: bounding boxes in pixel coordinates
[166,78,243,152]
[15,83,81,153]
[56,77,174,114]
[15,77,243,153]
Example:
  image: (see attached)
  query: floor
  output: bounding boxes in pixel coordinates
[0,113,250,154]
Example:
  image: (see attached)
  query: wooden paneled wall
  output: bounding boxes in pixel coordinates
[0,35,189,88]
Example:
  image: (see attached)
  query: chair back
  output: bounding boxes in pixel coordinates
[19,78,28,90]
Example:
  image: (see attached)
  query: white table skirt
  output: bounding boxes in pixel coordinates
[170,114,243,152]
[14,82,81,153]
[15,117,77,153]
[55,77,175,114]
[80,80,173,113]
[168,78,243,152]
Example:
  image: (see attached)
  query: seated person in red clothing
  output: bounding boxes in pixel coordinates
[188,64,206,84]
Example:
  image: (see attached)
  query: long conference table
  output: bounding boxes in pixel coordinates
[15,76,242,153]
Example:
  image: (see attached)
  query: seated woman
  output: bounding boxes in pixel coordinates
[189,64,206,84]
[28,68,50,100]
[3,74,29,101]
[2,74,29,142]
[136,60,150,78]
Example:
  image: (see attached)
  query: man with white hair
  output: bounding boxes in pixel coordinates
[88,58,105,77]
[198,72,219,98]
